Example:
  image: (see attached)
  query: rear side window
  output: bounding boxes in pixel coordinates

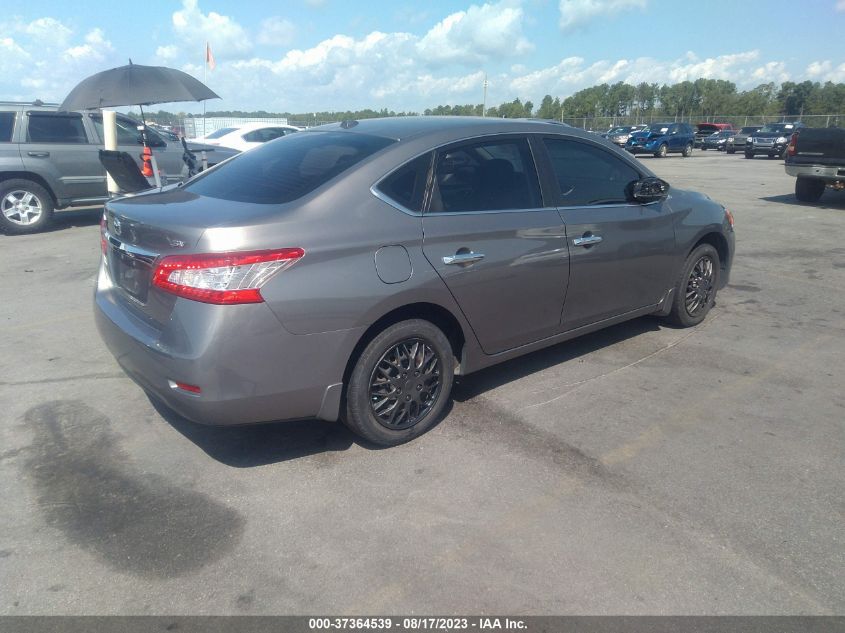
[27,114,88,143]
[543,138,639,206]
[205,127,237,139]
[429,138,541,213]
[0,112,15,142]
[185,131,395,204]
[375,153,432,213]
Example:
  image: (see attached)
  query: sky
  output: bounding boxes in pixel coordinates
[1,0,845,113]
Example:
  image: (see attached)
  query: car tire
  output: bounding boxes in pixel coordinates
[701,147,707,151]
[666,243,720,328]
[654,143,668,158]
[744,151,754,159]
[0,179,54,235]
[344,319,454,446]
[795,178,825,203]
[682,143,693,157]
[727,148,735,154]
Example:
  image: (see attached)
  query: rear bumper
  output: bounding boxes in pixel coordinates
[94,261,362,425]
[785,164,845,182]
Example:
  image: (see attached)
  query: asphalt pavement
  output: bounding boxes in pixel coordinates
[1,151,843,614]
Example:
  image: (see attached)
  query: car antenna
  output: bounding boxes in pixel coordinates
[340,119,359,129]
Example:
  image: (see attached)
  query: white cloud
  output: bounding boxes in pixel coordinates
[510,50,783,98]
[64,28,113,61]
[559,0,647,31]
[258,17,297,46]
[22,17,73,46]
[836,0,845,12]
[172,0,251,57]
[807,60,845,82]
[156,45,180,62]
[416,1,532,65]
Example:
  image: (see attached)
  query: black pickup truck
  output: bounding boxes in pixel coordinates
[785,127,845,203]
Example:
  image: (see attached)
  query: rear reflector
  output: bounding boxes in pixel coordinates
[725,209,735,228]
[152,248,304,304]
[168,380,202,394]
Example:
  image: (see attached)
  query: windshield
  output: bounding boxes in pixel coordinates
[644,125,670,135]
[205,127,238,139]
[607,127,629,135]
[184,131,395,204]
[740,127,760,134]
[758,124,790,134]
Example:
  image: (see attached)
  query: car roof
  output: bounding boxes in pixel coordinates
[232,122,300,133]
[308,116,580,142]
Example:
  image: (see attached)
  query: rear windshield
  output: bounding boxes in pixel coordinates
[185,131,395,204]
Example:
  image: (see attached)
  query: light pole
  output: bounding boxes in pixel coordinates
[482,73,488,117]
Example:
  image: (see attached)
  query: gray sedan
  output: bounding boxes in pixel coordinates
[95,117,735,446]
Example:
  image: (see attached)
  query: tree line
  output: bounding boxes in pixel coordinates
[143,78,845,126]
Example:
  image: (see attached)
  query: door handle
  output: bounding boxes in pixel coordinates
[573,235,602,247]
[443,252,485,265]
[27,151,50,158]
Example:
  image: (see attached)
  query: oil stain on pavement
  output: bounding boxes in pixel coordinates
[23,400,245,578]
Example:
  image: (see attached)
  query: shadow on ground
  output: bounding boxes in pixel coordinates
[761,190,845,209]
[150,316,664,466]
[49,207,104,231]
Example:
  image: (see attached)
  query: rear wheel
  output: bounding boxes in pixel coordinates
[795,178,825,203]
[344,319,454,446]
[0,179,54,234]
[654,143,668,158]
[666,244,720,328]
[682,143,693,157]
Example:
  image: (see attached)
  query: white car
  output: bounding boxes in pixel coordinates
[199,122,302,151]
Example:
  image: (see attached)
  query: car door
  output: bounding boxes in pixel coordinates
[421,135,569,355]
[21,111,105,202]
[539,136,676,331]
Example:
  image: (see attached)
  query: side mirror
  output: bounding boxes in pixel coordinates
[628,177,669,203]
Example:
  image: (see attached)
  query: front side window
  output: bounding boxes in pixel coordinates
[26,113,88,144]
[0,112,15,142]
[90,115,163,146]
[428,138,541,213]
[243,128,288,143]
[375,153,432,213]
[543,138,640,207]
[185,131,395,204]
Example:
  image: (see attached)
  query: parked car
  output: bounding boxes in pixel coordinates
[625,122,695,157]
[726,126,762,154]
[694,123,735,148]
[784,126,845,202]
[745,122,804,159]
[700,130,734,151]
[95,116,735,446]
[0,101,239,234]
[199,122,302,151]
[601,125,647,147]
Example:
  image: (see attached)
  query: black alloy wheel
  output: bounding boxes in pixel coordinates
[684,255,716,317]
[369,338,441,430]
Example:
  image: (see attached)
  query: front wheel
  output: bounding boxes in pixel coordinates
[0,179,54,234]
[727,148,735,154]
[682,143,693,157]
[344,319,454,446]
[744,151,754,159]
[795,178,825,203]
[654,143,668,158]
[666,244,720,328]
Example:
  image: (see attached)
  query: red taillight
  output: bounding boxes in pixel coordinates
[151,248,304,305]
[787,132,798,157]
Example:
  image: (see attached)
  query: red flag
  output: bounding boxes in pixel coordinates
[206,42,216,71]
